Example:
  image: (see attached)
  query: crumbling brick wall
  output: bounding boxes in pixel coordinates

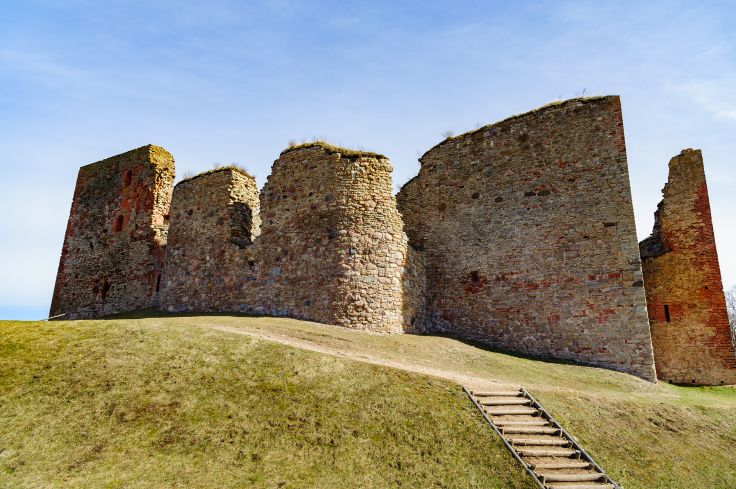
[159,168,260,312]
[255,143,423,332]
[397,96,656,380]
[640,149,736,384]
[50,145,174,319]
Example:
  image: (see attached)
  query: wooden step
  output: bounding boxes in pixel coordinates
[540,473,606,482]
[510,437,569,446]
[502,426,559,435]
[530,461,591,470]
[517,448,579,458]
[480,398,531,406]
[494,418,549,427]
[545,484,614,489]
[473,390,523,397]
[485,407,538,415]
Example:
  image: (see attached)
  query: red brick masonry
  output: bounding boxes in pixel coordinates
[640,149,736,385]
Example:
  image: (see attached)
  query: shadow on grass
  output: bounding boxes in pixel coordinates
[65,307,732,389]
[96,308,586,370]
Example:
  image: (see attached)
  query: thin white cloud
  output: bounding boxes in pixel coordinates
[668,79,736,121]
[0,48,84,83]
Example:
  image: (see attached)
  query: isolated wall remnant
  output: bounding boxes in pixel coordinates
[159,167,261,313]
[640,149,736,385]
[397,96,657,380]
[49,145,174,319]
[254,143,423,332]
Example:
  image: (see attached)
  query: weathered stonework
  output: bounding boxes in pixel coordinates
[397,96,656,380]
[640,149,736,385]
[50,145,174,319]
[51,97,735,385]
[159,168,260,312]
[254,143,421,333]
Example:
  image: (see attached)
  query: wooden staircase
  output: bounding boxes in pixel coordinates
[464,387,621,489]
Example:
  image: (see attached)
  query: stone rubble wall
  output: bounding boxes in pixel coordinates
[397,96,657,380]
[640,149,736,385]
[49,145,174,319]
[253,144,421,333]
[159,169,260,312]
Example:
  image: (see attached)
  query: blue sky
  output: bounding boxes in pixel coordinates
[1,0,735,320]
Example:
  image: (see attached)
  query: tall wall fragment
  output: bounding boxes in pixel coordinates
[397,96,656,380]
[640,149,736,385]
[255,143,423,332]
[50,145,175,319]
[159,168,261,312]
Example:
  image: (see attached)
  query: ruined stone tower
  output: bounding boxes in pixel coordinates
[640,149,736,385]
[159,167,260,313]
[397,96,656,380]
[255,143,424,332]
[50,145,174,319]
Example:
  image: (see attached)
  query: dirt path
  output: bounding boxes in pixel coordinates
[210,324,516,392]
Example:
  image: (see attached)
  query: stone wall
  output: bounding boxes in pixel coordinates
[159,168,260,312]
[50,145,174,319]
[255,143,422,333]
[397,96,656,380]
[640,149,736,385]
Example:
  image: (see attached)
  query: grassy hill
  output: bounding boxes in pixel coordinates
[0,318,532,489]
[2,314,736,488]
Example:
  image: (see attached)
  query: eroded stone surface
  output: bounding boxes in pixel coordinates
[50,145,174,319]
[253,144,423,333]
[397,96,656,380]
[160,168,260,312]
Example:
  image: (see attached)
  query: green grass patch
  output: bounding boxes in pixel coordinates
[281,141,386,161]
[0,319,532,488]
[177,164,255,186]
[83,313,736,489]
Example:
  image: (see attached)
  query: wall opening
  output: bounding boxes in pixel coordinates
[464,270,487,293]
[114,215,124,232]
[96,276,111,301]
[664,304,671,323]
[124,170,133,187]
[156,274,161,293]
[230,202,253,249]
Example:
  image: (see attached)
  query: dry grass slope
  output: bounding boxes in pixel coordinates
[0,319,533,489]
[94,313,736,489]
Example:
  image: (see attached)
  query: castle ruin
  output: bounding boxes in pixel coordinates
[50,96,736,385]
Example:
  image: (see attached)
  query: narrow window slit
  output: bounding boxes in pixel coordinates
[114,215,124,232]
[664,304,671,323]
